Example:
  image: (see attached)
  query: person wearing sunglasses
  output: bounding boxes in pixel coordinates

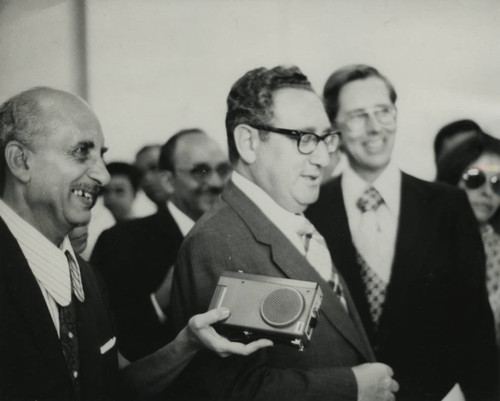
[436,133,500,354]
[307,64,498,400]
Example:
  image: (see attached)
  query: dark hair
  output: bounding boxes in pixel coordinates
[225,65,313,163]
[323,64,397,123]
[436,133,500,186]
[106,162,141,193]
[135,144,161,159]
[433,119,482,162]
[0,87,56,195]
[158,128,206,171]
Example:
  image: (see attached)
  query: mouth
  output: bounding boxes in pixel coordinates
[363,137,386,153]
[71,186,100,207]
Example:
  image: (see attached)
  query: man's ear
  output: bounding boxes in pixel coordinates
[161,170,175,194]
[4,141,32,183]
[234,124,259,164]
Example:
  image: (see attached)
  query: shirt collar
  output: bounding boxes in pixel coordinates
[231,171,302,240]
[167,201,195,237]
[342,162,401,216]
[0,199,83,306]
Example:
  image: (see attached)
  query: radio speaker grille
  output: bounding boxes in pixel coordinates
[260,287,304,327]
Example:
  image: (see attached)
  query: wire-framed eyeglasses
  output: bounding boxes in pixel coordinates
[251,124,341,155]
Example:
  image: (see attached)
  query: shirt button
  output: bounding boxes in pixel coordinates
[73,371,78,378]
[68,332,74,339]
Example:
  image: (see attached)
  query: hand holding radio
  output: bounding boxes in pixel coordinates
[186,307,274,358]
[352,362,399,401]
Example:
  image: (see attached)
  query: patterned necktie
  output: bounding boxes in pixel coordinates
[58,252,83,401]
[357,186,384,213]
[355,187,387,327]
[295,215,348,311]
[356,251,387,327]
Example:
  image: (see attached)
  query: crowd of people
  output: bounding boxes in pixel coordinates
[0,63,499,401]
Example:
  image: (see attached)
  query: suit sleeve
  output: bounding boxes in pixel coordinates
[91,228,171,361]
[449,190,498,400]
[170,227,359,401]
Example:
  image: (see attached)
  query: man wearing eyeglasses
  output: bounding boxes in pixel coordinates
[168,65,400,401]
[91,128,231,362]
[307,64,498,400]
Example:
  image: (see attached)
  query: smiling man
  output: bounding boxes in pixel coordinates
[169,66,399,401]
[0,87,271,400]
[307,64,498,400]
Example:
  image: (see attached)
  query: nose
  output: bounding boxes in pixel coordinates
[365,112,383,133]
[89,157,111,186]
[309,140,331,168]
[204,169,225,189]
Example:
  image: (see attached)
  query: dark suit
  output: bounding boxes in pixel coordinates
[169,181,375,401]
[91,206,183,361]
[0,218,118,401]
[306,172,498,401]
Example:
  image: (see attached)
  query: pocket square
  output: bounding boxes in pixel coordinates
[100,336,116,354]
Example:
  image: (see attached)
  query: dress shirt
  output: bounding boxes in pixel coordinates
[167,201,195,237]
[232,171,310,257]
[341,163,401,283]
[0,199,83,337]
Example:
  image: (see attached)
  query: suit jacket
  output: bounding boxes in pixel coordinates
[0,218,118,401]
[169,182,375,401]
[306,173,498,401]
[91,206,183,361]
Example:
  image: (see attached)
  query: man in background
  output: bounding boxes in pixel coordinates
[91,128,232,361]
[307,64,498,400]
[169,65,398,401]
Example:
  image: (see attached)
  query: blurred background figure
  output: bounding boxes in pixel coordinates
[434,119,483,163]
[102,162,141,223]
[91,128,232,361]
[436,133,500,353]
[135,144,171,209]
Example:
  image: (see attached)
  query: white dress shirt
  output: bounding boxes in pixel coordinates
[341,163,401,283]
[0,199,83,337]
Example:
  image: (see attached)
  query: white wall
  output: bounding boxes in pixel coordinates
[2,0,500,180]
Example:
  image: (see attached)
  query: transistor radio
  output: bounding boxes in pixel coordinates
[208,271,323,351]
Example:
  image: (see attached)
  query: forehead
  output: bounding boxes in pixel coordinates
[270,88,330,130]
[470,152,500,172]
[173,134,225,166]
[137,147,160,165]
[337,77,392,113]
[37,104,105,149]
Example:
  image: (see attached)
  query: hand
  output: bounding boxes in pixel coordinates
[352,363,399,401]
[186,307,273,357]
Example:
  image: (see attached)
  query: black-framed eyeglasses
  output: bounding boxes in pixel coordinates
[462,168,500,195]
[176,162,232,183]
[251,124,340,155]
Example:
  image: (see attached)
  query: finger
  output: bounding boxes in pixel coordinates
[191,308,231,328]
[390,379,399,393]
[214,338,273,357]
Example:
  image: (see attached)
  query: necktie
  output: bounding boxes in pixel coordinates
[295,215,348,311]
[357,186,384,213]
[58,252,83,401]
[356,187,388,327]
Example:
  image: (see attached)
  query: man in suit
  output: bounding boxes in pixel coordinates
[169,65,399,401]
[91,128,232,361]
[306,64,498,400]
[0,87,271,400]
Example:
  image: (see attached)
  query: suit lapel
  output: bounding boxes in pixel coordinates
[0,218,67,374]
[223,182,373,360]
[380,174,435,323]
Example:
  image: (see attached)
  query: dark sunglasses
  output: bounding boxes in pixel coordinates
[462,168,500,195]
